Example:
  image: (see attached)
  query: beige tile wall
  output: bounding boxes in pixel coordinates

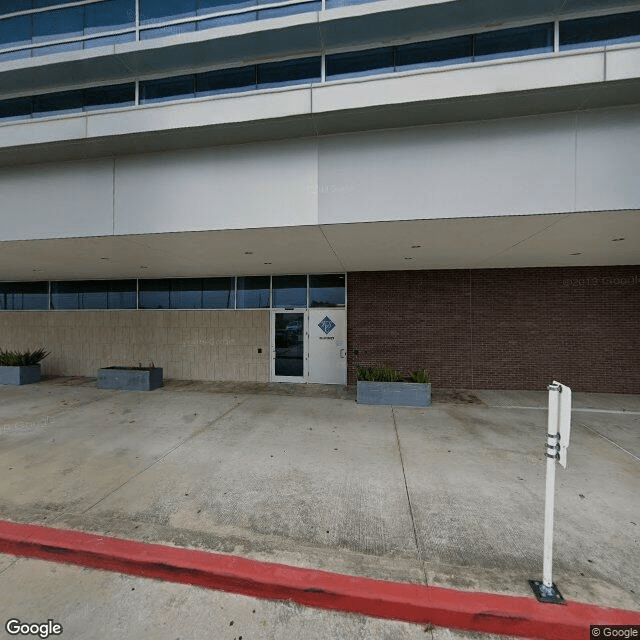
[0,310,270,382]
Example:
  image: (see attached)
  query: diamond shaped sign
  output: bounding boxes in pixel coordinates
[318,316,336,335]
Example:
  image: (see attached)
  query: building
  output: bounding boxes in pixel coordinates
[0,0,639,393]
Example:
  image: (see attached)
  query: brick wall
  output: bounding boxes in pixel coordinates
[347,266,640,393]
[0,310,270,382]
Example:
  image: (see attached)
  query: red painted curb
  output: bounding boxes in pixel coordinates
[0,519,638,639]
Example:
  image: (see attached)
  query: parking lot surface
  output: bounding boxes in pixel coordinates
[0,378,638,638]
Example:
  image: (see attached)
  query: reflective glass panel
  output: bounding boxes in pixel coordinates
[0,15,32,50]
[139,75,196,103]
[140,21,196,39]
[326,47,395,79]
[140,0,196,23]
[474,23,553,60]
[396,36,473,70]
[0,48,31,62]
[258,1,320,20]
[33,40,82,56]
[33,6,83,43]
[274,312,304,376]
[272,275,306,308]
[107,280,136,309]
[0,282,48,311]
[85,0,135,35]
[84,32,136,48]
[196,65,256,95]
[560,11,640,49]
[51,281,106,309]
[257,56,321,87]
[1,1,32,16]
[33,0,83,7]
[0,97,32,121]
[170,278,202,309]
[202,277,235,309]
[83,83,135,111]
[309,274,345,307]
[138,280,170,309]
[33,89,83,117]
[197,0,255,14]
[197,12,255,29]
[236,276,269,309]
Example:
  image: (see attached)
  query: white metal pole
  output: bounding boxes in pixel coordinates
[543,383,560,589]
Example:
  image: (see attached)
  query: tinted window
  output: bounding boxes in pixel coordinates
[197,65,256,95]
[0,97,32,121]
[139,75,196,103]
[33,6,83,43]
[197,0,255,14]
[257,56,321,87]
[52,281,109,309]
[85,0,135,35]
[107,280,136,309]
[170,278,202,309]
[474,23,553,60]
[197,12,256,30]
[140,21,196,39]
[33,40,83,56]
[309,274,345,307]
[33,0,83,7]
[0,15,32,49]
[139,280,171,309]
[0,282,48,311]
[83,83,135,111]
[272,275,306,308]
[84,32,136,48]
[396,36,473,69]
[560,11,640,48]
[326,47,395,79]
[1,1,32,16]
[33,90,83,117]
[258,1,320,20]
[140,0,196,23]
[202,277,235,309]
[237,276,269,308]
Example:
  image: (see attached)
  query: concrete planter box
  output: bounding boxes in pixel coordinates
[0,364,41,385]
[97,367,163,391]
[357,380,432,407]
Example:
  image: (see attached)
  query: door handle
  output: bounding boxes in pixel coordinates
[339,349,346,358]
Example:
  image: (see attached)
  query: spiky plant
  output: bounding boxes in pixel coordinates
[0,348,50,366]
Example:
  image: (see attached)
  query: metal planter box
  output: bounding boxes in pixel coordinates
[97,367,163,391]
[0,364,41,385]
[357,380,432,407]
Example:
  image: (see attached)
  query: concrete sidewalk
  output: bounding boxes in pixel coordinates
[0,378,638,636]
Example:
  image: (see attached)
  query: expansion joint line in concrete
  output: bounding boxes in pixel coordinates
[578,422,640,462]
[79,398,248,515]
[1,519,639,640]
[391,407,426,586]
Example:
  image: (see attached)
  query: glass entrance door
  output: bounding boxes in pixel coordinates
[272,310,307,381]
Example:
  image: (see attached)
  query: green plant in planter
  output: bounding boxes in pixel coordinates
[357,365,404,382]
[410,369,431,383]
[0,348,50,366]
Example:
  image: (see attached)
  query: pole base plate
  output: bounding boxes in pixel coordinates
[529,580,565,604]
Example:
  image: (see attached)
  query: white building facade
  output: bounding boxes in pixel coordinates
[1,0,639,391]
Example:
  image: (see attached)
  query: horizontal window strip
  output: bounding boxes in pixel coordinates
[0,83,135,121]
[0,276,346,310]
[1,11,639,124]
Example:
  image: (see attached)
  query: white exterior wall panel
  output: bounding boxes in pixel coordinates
[575,106,640,212]
[113,139,319,235]
[317,106,640,224]
[317,113,578,224]
[0,159,114,241]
